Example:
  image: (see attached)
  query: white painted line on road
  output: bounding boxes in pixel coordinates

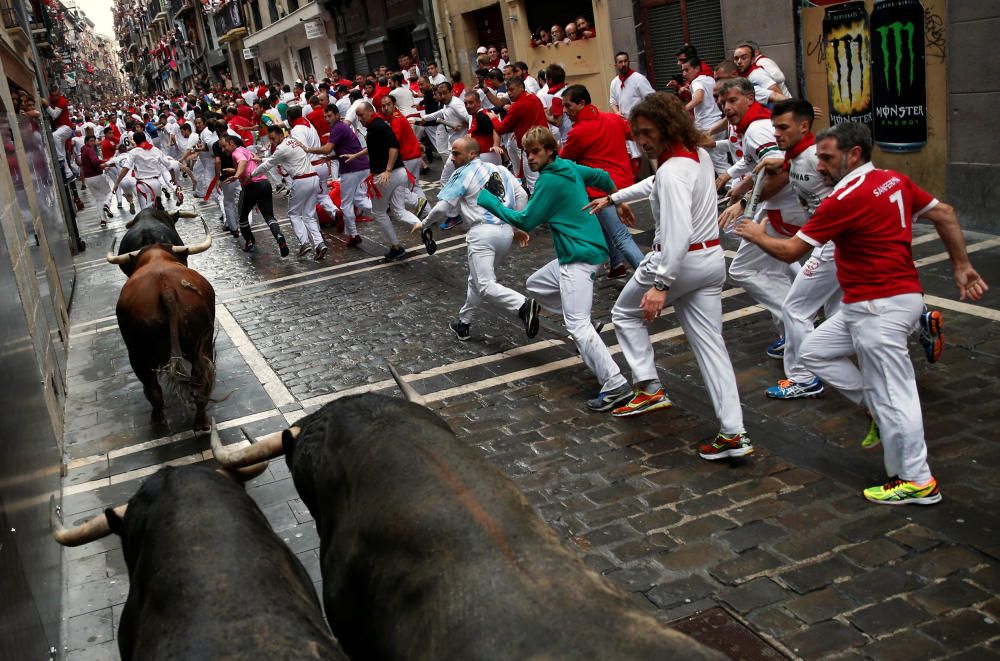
[108,451,209,486]
[912,232,939,247]
[924,295,1000,322]
[423,304,765,403]
[66,408,281,470]
[913,238,1000,267]
[216,304,296,407]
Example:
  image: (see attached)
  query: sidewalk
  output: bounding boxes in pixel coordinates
[58,172,1000,660]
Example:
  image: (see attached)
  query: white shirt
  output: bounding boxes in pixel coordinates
[423,95,470,145]
[198,127,216,161]
[344,99,369,137]
[129,145,176,180]
[690,75,722,131]
[523,75,541,95]
[428,73,448,86]
[612,148,718,288]
[242,90,258,106]
[290,121,321,150]
[175,132,199,155]
[335,95,352,116]
[609,71,655,117]
[389,87,419,117]
[255,137,313,178]
[755,55,791,97]
[729,118,802,220]
[787,143,832,216]
[747,68,780,104]
[425,158,527,227]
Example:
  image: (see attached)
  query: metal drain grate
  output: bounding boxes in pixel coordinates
[671,607,786,660]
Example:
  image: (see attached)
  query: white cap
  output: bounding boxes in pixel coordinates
[476,46,487,55]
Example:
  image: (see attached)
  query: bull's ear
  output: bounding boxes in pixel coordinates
[282,428,298,460]
[105,507,125,536]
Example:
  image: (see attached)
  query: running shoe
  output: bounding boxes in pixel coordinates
[421,227,437,255]
[384,246,407,262]
[355,214,374,223]
[698,433,754,460]
[586,383,634,412]
[861,415,881,449]
[611,389,673,417]
[117,203,123,209]
[414,197,428,218]
[345,235,362,248]
[519,299,540,338]
[450,319,471,341]
[315,243,329,261]
[439,216,463,231]
[230,229,240,238]
[297,244,312,258]
[766,336,785,359]
[607,264,628,280]
[277,237,289,257]
[129,200,136,214]
[863,477,942,506]
[102,205,113,219]
[918,309,944,363]
[243,240,256,253]
[766,377,823,399]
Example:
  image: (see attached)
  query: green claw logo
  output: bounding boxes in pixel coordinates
[876,21,916,94]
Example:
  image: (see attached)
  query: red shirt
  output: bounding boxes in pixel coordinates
[236,104,255,121]
[559,105,633,199]
[227,115,255,145]
[306,106,330,145]
[495,92,548,148]
[387,109,422,161]
[256,85,269,100]
[100,137,116,160]
[50,95,72,128]
[453,82,465,98]
[798,163,938,304]
[468,110,501,155]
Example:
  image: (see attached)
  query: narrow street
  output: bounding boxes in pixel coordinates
[60,163,1000,660]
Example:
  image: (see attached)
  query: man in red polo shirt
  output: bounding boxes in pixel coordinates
[381,94,428,217]
[225,106,255,146]
[736,122,988,506]
[305,94,330,145]
[560,84,643,279]
[40,84,76,179]
[489,76,548,192]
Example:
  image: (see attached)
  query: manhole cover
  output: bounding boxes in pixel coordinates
[671,607,785,660]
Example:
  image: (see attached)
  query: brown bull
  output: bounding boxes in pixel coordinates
[109,222,215,430]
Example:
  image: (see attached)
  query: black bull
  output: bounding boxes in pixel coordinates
[116,208,195,277]
[54,465,347,661]
[220,392,723,660]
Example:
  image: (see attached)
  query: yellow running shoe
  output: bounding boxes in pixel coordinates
[863,478,942,506]
[861,416,881,449]
[611,389,673,418]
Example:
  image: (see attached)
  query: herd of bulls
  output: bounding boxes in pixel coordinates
[51,217,720,659]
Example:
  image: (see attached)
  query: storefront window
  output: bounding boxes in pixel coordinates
[525,2,596,47]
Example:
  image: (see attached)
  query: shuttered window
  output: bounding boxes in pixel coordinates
[637,0,725,89]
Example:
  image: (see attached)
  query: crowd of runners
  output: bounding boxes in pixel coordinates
[42,39,988,507]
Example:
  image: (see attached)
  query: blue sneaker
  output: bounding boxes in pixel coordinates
[586,383,633,412]
[766,336,785,359]
[918,309,944,363]
[766,377,823,399]
[439,216,463,231]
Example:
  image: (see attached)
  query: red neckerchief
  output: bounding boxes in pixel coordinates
[741,63,762,76]
[782,132,815,171]
[699,62,714,77]
[138,141,153,150]
[735,102,771,136]
[291,117,311,129]
[547,82,565,95]
[576,104,601,122]
[658,143,700,166]
[617,69,634,89]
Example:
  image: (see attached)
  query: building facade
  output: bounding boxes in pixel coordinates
[242,0,340,86]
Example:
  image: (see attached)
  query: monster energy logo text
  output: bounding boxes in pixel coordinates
[830,34,864,105]
[876,21,916,94]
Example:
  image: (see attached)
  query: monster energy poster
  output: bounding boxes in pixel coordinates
[870,0,927,151]
[823,2,872,128]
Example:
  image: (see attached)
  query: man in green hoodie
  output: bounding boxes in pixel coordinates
[478,126,633,411]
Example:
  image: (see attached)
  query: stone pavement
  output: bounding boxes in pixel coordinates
[57,162,1000,660]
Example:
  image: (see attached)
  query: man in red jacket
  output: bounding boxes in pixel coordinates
[560,84,643,279]
[489,76,548,192]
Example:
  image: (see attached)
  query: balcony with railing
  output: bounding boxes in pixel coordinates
[1,0,19,31]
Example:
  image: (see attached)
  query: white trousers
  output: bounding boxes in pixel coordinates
[783,242,842,382]
[193,157,215,198]
[520,149,539,193]
[84,174,111,210]
[459,224,527,324]
[612,248,744,434]
[52,125,74,175]
[288,176,325,248]
[729,220,798,332]
[371,167,421,245]
[800,292,931,483]
[104,169,124,206]
[313,163,339,219]
[339,169,368,236]
[220,179,240,231]
[134,178,162,210]
[403,157,427,209]
[527,259,627,392]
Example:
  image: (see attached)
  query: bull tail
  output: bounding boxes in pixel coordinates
[156,287,197,411]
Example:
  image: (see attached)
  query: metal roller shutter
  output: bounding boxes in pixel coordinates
[685,0,726,70]
[646,3,684,89]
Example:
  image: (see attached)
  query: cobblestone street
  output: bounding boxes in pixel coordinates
[58,163,1000,660]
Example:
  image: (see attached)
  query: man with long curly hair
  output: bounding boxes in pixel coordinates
[587,93,750,461]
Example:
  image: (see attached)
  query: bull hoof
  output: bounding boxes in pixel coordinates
[193,417,210,433]
[151,411,168,428]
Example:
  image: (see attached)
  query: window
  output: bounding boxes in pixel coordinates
[287,0,298,11]
[636,0,725,88]
[249,0,262,31]
[267,0,278,23]
[298,46,313,77]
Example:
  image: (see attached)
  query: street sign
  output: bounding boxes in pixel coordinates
[304,19,324,40]
[242,46,259,59]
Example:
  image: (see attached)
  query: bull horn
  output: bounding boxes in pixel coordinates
[106,248,141,265]
[50,495,127,547]
[209,418,291,468]
[388,362,427,406]
[172,217,212,255]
